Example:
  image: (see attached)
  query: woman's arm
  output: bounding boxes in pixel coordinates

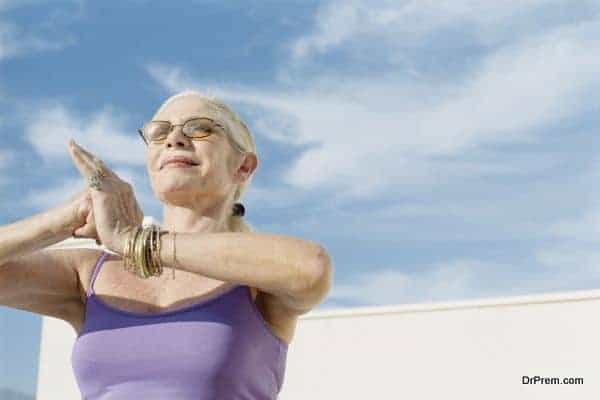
[0,199,89,321]
[157,231,333,313]
[0,205,74,266]
[0,188,92,266]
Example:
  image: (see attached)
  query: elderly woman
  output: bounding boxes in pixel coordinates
[0,90,333,399]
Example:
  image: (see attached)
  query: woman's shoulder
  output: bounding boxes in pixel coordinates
[70,248,106,272]
[76,248,123,283]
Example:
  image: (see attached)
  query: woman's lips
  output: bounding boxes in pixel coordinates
[162,161,197,169]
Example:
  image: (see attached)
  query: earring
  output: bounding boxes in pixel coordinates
[232,202,245,217]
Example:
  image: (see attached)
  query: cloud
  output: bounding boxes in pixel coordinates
[147,15,600,199]
[23,166,159,221]
[144,1,600,305]
[0,20,75,60]
[324,258,526,307]
[144,1,600,241]
[324,249,600,308]
[20,101,144,166]
[0,1,81,173]
[0,0,81,61]
[546,207,600,245]
[0,96,159,217]
[15,100,161,215]
[289,0,599,63]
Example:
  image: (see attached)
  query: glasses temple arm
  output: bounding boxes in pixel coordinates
[137,128,148,145]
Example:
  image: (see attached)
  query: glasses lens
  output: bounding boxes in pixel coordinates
[143,118,224,143]
[183,118,222,138]
[144,122,171,141]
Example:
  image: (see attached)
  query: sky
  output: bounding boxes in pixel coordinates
[1,0,600,397]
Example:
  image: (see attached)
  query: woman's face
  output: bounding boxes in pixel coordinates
[145,96,246,207]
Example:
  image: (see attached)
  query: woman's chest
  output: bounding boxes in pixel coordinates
[89,259,222,313]
[76,255,296,345]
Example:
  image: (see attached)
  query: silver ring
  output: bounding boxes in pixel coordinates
[89,170,104,191]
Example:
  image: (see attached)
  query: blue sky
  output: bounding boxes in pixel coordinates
[1,0,600,396]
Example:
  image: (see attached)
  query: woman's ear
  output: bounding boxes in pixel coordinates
[236,152,258,182]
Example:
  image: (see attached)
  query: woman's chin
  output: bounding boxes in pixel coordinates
[157,191,197,205]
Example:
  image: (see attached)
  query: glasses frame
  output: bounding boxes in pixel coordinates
[137,117,228,146]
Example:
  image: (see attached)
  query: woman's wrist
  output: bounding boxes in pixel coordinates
[158,230,177,279]
[47,203,79,237]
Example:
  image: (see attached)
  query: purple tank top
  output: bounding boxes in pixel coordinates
[71,250,288,399]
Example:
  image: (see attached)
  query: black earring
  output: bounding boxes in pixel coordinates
[232,202,245,217]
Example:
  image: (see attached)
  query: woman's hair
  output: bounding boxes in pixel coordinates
[153,89,257,233]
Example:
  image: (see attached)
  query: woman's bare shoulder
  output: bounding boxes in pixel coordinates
[72,248,111,301]
[72,248,107,273]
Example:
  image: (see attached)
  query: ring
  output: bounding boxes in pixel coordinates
[89,169,106,191]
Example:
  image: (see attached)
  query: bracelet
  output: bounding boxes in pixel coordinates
[124,226,141,275]
[140,226,151,278]
[149,224,164,277]
[122,224,174,280]
[135,225,147,277]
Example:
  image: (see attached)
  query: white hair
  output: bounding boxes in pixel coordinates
[153,89,217,115]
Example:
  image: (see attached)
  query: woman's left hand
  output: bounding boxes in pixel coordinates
[67,138,144,255]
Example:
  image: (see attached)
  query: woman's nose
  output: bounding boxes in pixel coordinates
[164,125,190,147]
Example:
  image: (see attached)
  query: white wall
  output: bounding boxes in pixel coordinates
[277,290,600,399]
[37,236,600,399]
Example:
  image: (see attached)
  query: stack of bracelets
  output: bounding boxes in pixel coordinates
[123,224,176,279]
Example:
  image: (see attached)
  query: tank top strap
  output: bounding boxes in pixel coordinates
[88,250,111,297]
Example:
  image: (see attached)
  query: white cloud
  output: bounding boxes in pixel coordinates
[0,0,80,61]
[146,1,600,305]
[15,100,162,217]
[23,163,161,226]
[546,207,600,245]
[21,101,144,166]
[324,249,600,308]
[147,17,600,199]
[0,0,82,169]
[0,20,75,60]
[325,259,520,307]
[22,176,84,210]
[289,0,596,62]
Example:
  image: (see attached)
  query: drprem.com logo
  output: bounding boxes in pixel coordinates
[522,375,584,385]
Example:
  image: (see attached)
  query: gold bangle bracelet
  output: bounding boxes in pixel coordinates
[149,225,159,277]
[135,226,146,278]
[142,226,152,278]
[122,224,170,280]
[126,226,142,275]
[149,225,157,276]
[132,226,141,276]
[152,226,164,277]
[144,226,152,278]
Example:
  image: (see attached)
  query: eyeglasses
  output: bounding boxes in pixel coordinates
[138,117,227,145]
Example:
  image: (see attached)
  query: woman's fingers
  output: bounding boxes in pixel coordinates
[68,139,120,183]
[68,140,99,180]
